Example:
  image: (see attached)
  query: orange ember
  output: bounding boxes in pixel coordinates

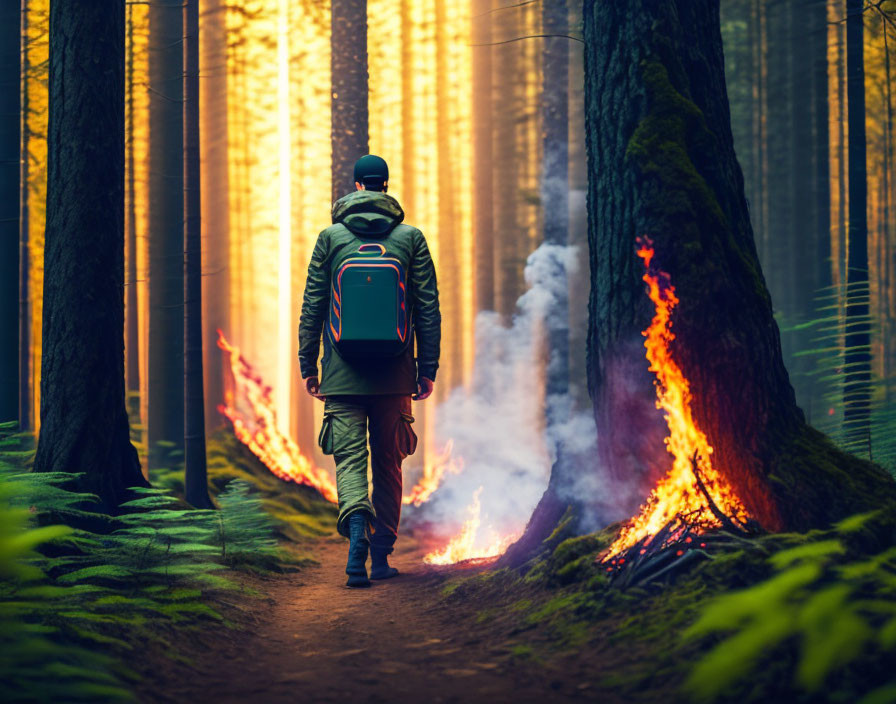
[603,240,750,560]
[216,329,338,503]
[423,487,519,565]
[403,439,463,506]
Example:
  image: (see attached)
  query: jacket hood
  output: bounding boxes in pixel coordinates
[332,190,405,237]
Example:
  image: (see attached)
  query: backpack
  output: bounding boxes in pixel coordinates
[327,242,410,359]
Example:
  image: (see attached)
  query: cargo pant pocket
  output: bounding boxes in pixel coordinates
[396,411,418,459]
[318,412,335,455]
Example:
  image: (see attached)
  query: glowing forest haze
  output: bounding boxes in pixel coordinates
[2,0,896,702]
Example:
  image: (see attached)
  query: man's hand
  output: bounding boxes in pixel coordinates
[413,377,434,401]
[305,376,324,401]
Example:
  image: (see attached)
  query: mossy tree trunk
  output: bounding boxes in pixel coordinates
[584,0,893,532]
[34,0,148,508]
[0,0,20,423]
[331,0,368,202]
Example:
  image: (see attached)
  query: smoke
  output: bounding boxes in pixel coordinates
[410,243,607,545]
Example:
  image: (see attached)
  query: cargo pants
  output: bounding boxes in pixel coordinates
[318,394,418,550]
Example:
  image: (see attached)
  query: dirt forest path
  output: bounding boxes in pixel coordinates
[141,535,607,704]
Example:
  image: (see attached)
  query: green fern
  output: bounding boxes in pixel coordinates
[0,422,297,700]
[683,514,896,701]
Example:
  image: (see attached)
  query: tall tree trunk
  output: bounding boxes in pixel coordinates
[17,0,31,432]
[34,0,148,508]
[199,0,230,438]
[125,1,140,416]
[331,0,368,202]
[542,0,570,397]
[764,0,795,387]
[788,0,813,415]
[809,0,832,425]
[435,0,460,395]
[147,0,184,469]
[183,0,211,509]
[843,0,871,447]
[0,0,20,423]
[472,0,495,313]
[584,0,892,532]
[836,1,847,294]
[883,23,894,409]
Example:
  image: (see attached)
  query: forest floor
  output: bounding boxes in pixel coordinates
[135,533,626,704]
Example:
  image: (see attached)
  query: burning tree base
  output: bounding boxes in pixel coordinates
[601,521,766,590]
[594,242,768,588]
[601,453,764,589]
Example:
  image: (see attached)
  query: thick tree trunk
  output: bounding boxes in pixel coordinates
[843,0,871,446]
[331,0,368,202]
[199,0,230,438]
[34,0,148,508]
[147,0,184,468]
[0,0,20,423]
[183,0,211,509]
[584,0,893,532]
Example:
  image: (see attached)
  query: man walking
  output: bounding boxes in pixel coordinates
[298,154,441,587]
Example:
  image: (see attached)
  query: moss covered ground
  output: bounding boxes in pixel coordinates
[434,507,896,703]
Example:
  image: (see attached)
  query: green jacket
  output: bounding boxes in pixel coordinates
[298,190,441,396]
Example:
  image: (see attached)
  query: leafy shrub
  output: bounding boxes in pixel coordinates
[683,511,896,702]
[0,422,289,701]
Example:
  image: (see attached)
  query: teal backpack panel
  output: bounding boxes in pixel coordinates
[328,243,409,358]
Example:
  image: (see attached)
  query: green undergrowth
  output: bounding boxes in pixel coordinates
[150,427,337,544]
[0,420,320,702]
[440,508,896,703]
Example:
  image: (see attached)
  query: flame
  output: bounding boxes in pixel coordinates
[423,487,519,565]
[402,439,463,506]
[603,239,750,560]
[215,329,338,503]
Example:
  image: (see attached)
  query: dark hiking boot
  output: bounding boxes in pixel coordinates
[369,546,399,580]
[345,512,371,588]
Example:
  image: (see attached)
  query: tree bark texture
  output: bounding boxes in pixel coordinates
[584,0,894,532]
[147,0,184,467]
[0,0,20,422]
[183,0,211,509]
[331,0,368,202]
[843,0,871,444]
[34,0,147,507]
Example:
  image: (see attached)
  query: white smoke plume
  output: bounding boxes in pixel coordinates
[410,243,602,547]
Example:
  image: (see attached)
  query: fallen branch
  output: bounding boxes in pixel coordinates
[689,451,754,536]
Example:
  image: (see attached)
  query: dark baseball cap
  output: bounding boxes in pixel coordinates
[353,154,389,188]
